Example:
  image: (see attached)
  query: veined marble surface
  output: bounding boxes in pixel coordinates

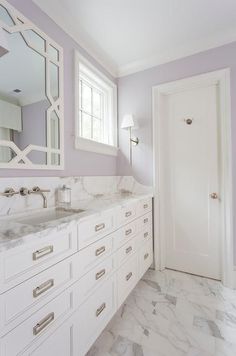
[0,192,152,252]
[87,269,236,356]
[0,176,152,217]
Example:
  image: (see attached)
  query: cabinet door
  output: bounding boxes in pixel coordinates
[74,276,116,356]
[139,239,153,278]
[117,254,138,308]
[25,318,73,356]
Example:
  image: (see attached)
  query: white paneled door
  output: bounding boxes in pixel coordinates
[161,83,221,279]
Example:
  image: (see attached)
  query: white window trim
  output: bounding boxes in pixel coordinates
[74,51,118,156]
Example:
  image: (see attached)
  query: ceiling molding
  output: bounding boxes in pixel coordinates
[32,0,118,78]
[33,0,236,79]
[117,29,236,77]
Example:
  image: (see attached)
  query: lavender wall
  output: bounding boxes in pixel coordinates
[0,0,117,177]
[117,42,236,261]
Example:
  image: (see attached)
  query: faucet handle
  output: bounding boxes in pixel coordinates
[20,187,29,196]
[32,186,50,193]
[0,188,19,198]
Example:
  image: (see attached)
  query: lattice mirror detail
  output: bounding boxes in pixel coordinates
[0,0,64,169]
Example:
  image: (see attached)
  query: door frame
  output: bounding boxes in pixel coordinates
[152,69,234,287]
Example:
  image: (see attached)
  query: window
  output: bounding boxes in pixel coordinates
[75,52,118,156]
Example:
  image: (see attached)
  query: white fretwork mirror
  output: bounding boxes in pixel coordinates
[0,0,64,169]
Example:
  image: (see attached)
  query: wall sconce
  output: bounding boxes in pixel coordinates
[0,27,9,58]
[121,114,139,165]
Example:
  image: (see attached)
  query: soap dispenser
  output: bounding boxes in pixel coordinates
[58,185,71,209]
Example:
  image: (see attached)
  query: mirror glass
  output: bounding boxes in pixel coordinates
[24,30,46,52]
[49,45,59,62]
[0,4,15,26]
[0,4,63,168]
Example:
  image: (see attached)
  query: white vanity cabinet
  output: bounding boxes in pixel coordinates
[0,196,153,356]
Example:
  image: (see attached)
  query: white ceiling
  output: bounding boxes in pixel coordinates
[33,0,236,77]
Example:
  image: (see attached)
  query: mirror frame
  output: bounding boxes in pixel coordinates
[0,0,64,170]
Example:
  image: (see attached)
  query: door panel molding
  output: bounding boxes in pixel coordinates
[152,69,234,287]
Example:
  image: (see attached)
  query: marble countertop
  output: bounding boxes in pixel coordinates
[0,193,153,252]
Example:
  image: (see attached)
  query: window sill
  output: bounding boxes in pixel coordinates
[75,137,119,156]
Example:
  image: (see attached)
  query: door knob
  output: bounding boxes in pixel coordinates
[210,193,218,199]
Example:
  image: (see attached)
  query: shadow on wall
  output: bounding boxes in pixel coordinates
[118,120,153,186]
[117,143,152,186]
[117,150,132,176]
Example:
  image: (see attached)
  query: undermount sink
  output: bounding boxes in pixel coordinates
[18,208,85,225]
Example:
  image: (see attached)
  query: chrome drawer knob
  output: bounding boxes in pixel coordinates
[210,192,218,200]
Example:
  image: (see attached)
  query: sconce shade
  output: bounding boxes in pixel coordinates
[0,27,9,58]
[121,114,135,129]
[121,114,139,166]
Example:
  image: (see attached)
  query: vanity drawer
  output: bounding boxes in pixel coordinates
[139,239,153,278]
[117,254,138,307]
[114,220,137,249]
[117,203,137,225]
[138,211,152,231]
[74,256,115,307]
[77,234,113,278]
[22,317,73,356]
[137,197,152,216]
[137,224,152,246]
[1,288,73,356]
[117,237,137,267]
[0,256,74,335]
[78,211,115,250]
[76,276,116,356]
[1,226,77,290]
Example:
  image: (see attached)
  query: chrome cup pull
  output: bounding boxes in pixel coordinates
[143,204,148,209]
[32,246,54,261]
[126,272,133,281]
[95,223,105,232]
[126,246,132,254]
[125,228,132,236]
[96,302,106,317]
[33,279,54,298]
[33,312,54,335]
[96,269,106,280]
[144,253,149,260]
[144,232,149,238]
[144,218,149,224]
[125,211,132,218]
[95,246,106,256]
[210,192,218,200]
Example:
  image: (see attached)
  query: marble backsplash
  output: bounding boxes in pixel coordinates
[0,176,153,217]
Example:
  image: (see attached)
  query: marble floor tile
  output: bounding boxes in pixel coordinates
[193,316,223,339]
[214,339,236,356]
[216,310,236,328]
[87,269,236,356]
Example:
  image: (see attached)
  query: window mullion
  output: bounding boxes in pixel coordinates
[80,108,100,119]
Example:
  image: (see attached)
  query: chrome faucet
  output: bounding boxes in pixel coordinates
[20,186,50,208]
